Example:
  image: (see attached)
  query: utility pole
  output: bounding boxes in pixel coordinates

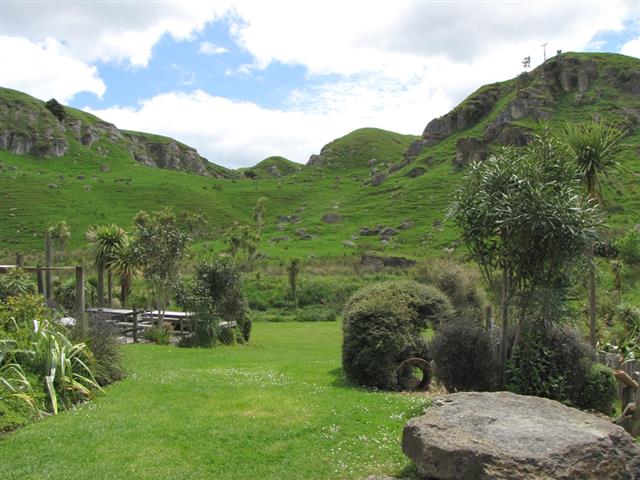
[541,42,548,62]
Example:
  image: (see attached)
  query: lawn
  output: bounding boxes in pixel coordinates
[0,322,426,480]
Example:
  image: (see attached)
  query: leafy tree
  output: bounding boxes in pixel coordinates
[134,209,189,325]
[253,197,267,237]
[223,223,243,259]
[178,211,209,240]
[44,98,65,121]
[86,225,126,307]
[565,120,626,346]
[177,260,250,347]
[449,131,602,383]
[48,221,70,261]
[287,257,301,307]
[108,235,139,308]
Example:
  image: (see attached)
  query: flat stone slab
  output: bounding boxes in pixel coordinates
[402,391,640,480]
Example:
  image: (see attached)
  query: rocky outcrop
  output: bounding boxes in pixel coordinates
[402,391,640,480]
[122,132,213,176]
[0,95,68,157]
[321,213,341,224]
[453,138,486,167]
[423,85,503,146]
[0,88,230,177]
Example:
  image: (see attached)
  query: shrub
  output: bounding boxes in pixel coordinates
[431,318,497,392]
[143,324,173,345]
[0,294,50,348]
[507,325,595,407]
[415,258,486,324]
[54,278,96,313]
[342,280,452,390]
[616,229,640,264]
[577,363,617,414]
[298,306,338,322]
[45,98,65,121]
[0,269,35,301]
[70,319,125,386]
[177,260,250,347]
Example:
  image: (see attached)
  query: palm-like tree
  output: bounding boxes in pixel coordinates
[49,221,71,261]
[108,235,139,308]
[565,120,626,347]
[86,225,126,307]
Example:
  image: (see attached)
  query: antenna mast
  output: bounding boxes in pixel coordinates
[541,42,548,62]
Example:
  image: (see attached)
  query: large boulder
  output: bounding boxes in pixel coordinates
[402,391,640,480]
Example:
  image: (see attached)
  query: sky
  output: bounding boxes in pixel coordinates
[1,1,640,169]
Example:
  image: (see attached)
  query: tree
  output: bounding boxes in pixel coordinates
[45,98,65,121]
[108,235,139,308]
[287,257,301,307]
[86,225,126,307]
[224,223,243,259]
[49,221,71,261]
[449,131,602,384]
[134,209,189,326]
[565,120,626,346]
[177,260,251,347]
[253,197,267,237]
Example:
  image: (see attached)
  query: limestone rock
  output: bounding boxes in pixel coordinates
[359,226,381,236]
[402,391,640,480]
[407,167,425,178]
[454,138,486,167]
[380,227,398,238]
[370,173,387,186]
[295,228,313,240]
[321,213,342,224]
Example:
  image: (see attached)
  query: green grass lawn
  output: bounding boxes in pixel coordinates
[0,322,427,480]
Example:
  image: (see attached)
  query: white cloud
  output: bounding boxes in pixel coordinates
[1,1,232,66]
[84,90,352,169]
[199,41,228,55]
[0,36,106,103]
[621,37,640,57]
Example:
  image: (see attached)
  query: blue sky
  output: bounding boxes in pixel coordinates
[1,1,639,168]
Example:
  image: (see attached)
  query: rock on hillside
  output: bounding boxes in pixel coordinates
[407,52,640,165]
[0,87,232,178]
[402,391,640,480]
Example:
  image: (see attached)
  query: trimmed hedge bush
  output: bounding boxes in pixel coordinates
[415,258,486,324]
[342,280,452,390]
[431,318,497,392]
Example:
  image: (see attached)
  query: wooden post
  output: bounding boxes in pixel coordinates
[132,310,138,344]
[15,253,24,267]
[75,266,85,329]
[180,318,184,338]
[36,267,45,296]
[45,230,53,304]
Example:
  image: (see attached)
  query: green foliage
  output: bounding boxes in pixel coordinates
[507,325,595,408]
[48,220,71,261]
[70,319,125,386]
[44,98,64,121]
[431,318,497,392]
[578,363,617,414]
[616,229,640,264]
[177,260,250,347]
[342,280,452,390]
[0,294,49,348]
[54,278,96,313]
[564,119,626,205]
[133,209,189,322]
[0,269,35,301]
[287,257,301,307]
[415,258,486,324]
[143,325,173,345]
[1,319,102,416]
[449,131,602,296]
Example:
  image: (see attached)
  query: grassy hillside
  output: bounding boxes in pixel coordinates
[1,52,639,263]
[238,156,303,179]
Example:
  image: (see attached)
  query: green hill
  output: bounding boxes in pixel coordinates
[238,156,303,179]
[1,52,639,262]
